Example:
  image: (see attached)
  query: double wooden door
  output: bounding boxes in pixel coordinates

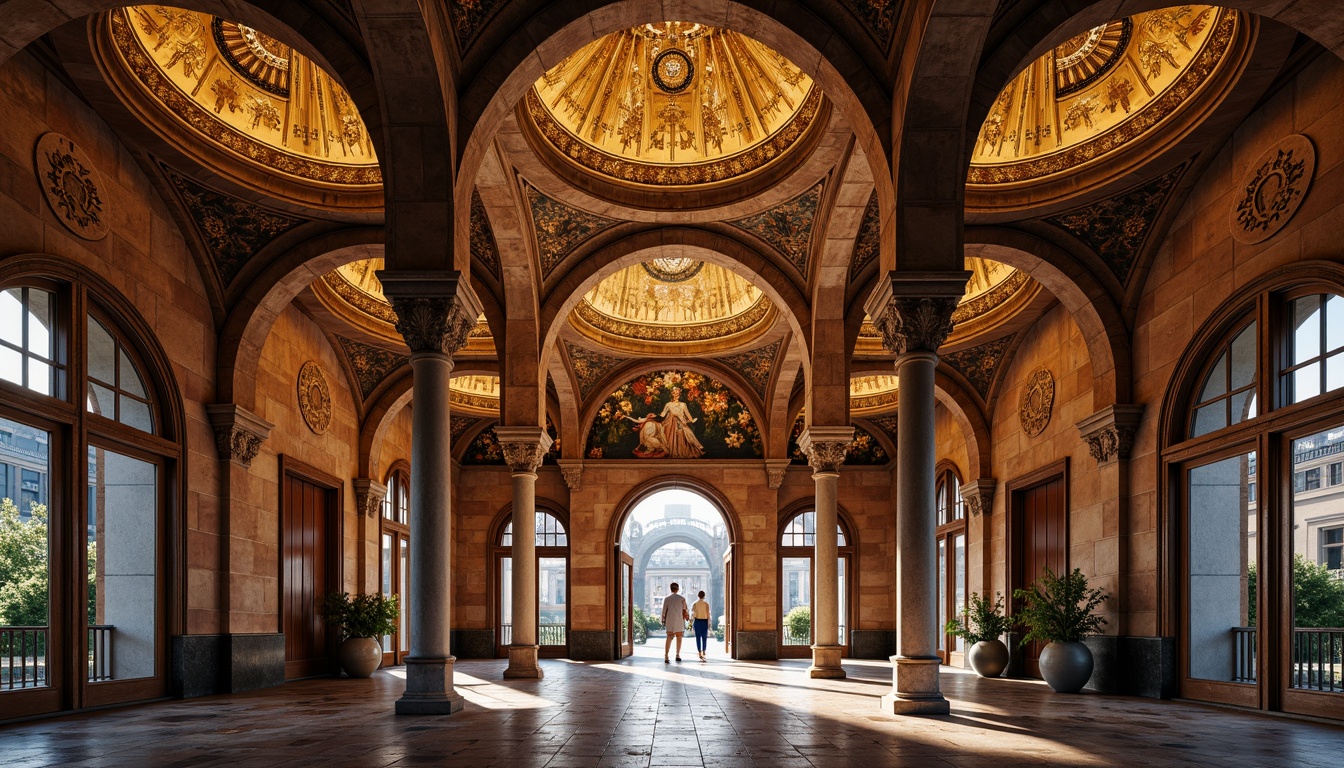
[1009,461,1068,678]
[281,461,341,679]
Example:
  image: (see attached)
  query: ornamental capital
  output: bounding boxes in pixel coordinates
[205,403,274,468]
[863,271,971,356]
[495,426,553,474]
[558,459,583,490]
[764,459,791,490]
[1076,404,1145,466]
[960,478,996,518]
[353,478,387,519]
[377,270,482,356]
[798,426,854,475]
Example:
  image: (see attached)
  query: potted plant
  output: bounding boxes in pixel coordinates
[1012,566,1109,693]
[945,592,1012,678]
[321,591,399,678]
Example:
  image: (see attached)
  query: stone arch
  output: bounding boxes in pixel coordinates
[608,476,742,552]
[358,367,413,482]
[487,496,571,547]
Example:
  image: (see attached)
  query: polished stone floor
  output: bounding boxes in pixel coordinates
[3,644,1341,767]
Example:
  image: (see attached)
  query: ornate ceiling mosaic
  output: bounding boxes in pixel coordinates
[524,183,620,278]
[712,340,781,401]
[569,260,776,351]
[526,22,825,187]
[104,7,381,189]
[942,335,1015,400]
[336,335,406,399]
[728,181,823,274]
[585,370,762,460]
[450,374,500,415]
[565,342,629,400]
[849,191,880,278]
[969,6,1238,185]
[849,375,900,413]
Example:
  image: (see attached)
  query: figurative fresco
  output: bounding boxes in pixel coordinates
[585,370,762,459]
[459,416,561,466]
[787,414,890,465]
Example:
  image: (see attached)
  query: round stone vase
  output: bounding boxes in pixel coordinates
[338,636,383,678]
[967,639,1009,678]
[1039,640,1093,693]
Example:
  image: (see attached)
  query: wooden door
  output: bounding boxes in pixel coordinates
[619,550,634,658]
[282,466,339,679]
[1009,461,1068,678]
[723,550,733,657]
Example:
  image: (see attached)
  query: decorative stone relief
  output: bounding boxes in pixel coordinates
[1047,164,1184,284]
[729,181,823,274]
[798,426,854,475]
[764,459,791,490]
[297,361,333,434]
[960,478,997,518]
[36,133,108,241]
[379,274,481,357]
[849,192,880,278]
[558,460,584,490]
[942,335,1014,400]
[446,0,502,51]
[205,403,273,468]
[336,336,406,399]
[1077,404,1145,465]
[353,478,387,519]
[1018,367,1055,437]
[524,182,620,278]
[496,427,552,474]
[712,340,780,401]
[871,296,960,356]
[1232,134,1315,245]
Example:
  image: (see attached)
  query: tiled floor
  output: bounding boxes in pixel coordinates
[3,644,1342,767]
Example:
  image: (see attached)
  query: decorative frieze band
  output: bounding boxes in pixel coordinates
[1076,404,1145,465]
[960,478,996,518]
[353,478,388,519]
[205,403,274,468]
[495,426,553,474]
[798,426,855,475]
[377,270,482,356]
[863,272,972,356]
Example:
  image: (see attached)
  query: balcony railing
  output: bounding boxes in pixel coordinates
[1231,627,1343,691]
[1232,626,1256,683]
[499,624,567,647]
[89,625,113,682]
[782,625,844,647]
[1,626,46,690]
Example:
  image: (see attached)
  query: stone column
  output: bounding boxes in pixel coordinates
[799,426,852,679]
[496,426,552,679]
[866,272,967,715]
[379,271,480,716]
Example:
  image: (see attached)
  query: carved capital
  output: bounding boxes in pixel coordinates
[1076,404,1145,466]
[353,478,387,519]
[495,426,553,474]
[205,403,274,469]
[863,271,971,356]
[377,271,483,356]
[557,459,583,490]
[799,426,854,475]
[764,459,791,490]
[960,478,996,518]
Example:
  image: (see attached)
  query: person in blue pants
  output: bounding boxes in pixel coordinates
[691,590,711,661]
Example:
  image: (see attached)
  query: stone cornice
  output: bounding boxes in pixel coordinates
[205,403,274,468]
[864,272,971,356]
[377,271,482,356]
[1076,404,1145,465]
[798,426,854,475]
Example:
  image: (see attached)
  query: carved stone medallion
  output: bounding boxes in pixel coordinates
[1232,134,1315,245]
[35,133,108,241]
[297,361,333,434]
[1018,368,1055,437]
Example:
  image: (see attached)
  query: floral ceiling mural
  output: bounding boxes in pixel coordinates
[460,417,562,465]
[585,370,762,460]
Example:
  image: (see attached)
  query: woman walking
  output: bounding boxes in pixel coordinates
[691,590,711,661]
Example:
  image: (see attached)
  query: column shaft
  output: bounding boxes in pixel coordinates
[813,471,839,648]
[511,471,538,646]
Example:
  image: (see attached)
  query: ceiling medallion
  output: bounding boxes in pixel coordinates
[1018,368,1055,438]
[1231,134,1315,245]
[297,361,333,434]
[35,133,108,241]
[642,258,703,282]
[653,49,694,93]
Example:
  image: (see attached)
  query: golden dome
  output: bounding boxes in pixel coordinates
[450,375,500,415]
[850,375,899,413]
[524,22,825,187]
[968,6,1244,202]
[97,6,380,204]
[569,259,776,353]
[312,259,493,350]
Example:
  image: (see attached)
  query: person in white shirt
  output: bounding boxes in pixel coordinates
[691,590,711,661]
[661,582,690,663]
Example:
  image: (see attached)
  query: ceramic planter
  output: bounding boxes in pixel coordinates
[1039,640,1093,693]
[967,639,1010,678]
[338,636,383,678]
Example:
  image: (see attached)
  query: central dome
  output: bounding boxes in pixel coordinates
[524,21,826,188]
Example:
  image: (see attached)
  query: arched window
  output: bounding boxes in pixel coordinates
[935,467,967,664]
[493,509,569,657]
[379,463,410,665]
[777,508,853,659]
[0,275,177,720]
[1168,273,1344,721]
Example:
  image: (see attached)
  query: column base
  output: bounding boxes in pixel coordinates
[503,645,544,679]
[395,655,466,715]
[880,655,949,715]
[808,645,846,679]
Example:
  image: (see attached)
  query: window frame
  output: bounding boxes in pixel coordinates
[775,504,856,659]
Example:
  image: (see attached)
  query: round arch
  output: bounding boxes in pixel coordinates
[607,476,742,552]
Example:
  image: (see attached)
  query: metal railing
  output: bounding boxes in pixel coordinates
[88,625,113,682]
[1232,626,1256,683]
[1231,627,1343,691]
[1,626,47,690]
[781,624,846,647]
[499,623,568,647]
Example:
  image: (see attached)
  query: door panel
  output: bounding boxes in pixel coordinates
[283,472,336,679]
[1011,467,1067,678]
[619,551,634,658]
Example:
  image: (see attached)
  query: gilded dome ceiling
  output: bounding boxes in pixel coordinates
[96,6,380,204]
[568,259,776,354]
[850,375,899,414]
[967,5,1245,202]
[524,22,826,188]
[450,375,500,415]
[312,259,493,350]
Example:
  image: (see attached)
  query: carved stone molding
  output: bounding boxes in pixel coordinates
[495,426,553,474]
[1232,134,1315,245]
[798,426,854,475]
[557,459,583,490]
[205,403,274,468]
[297,361,332,435]
[1076,404,1145,465]
[764,459,791,490]
[1018,368,1055,438]
[36,132,108,241]
[864,272,971,356]
[377,271,482,356]
[960,478,997,518]
[353,478,387,519]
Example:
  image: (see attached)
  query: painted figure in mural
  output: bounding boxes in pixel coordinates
[625,412,669,458]
[660,387,704,459]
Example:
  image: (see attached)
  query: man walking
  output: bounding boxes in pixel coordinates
[661,582,690,663]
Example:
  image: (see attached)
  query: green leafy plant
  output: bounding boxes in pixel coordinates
[784,605,811,643]
[1012,566,1109,645]
[321,592,398,640]
[945,592,1012,644]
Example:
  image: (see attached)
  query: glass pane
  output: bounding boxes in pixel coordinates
[1198,353,1228,403]
[1230,390,1256,427]
[938,539,947,653]
[88,446,158,681]
[1230,324,1257,390]
[0,344,21,386]
[1192,403,1227,438]
[26,290,50,357]
[1187,452,1255,684]
[26,359,50,397]
[398,538,408,652]
[1329,354,1344,394]
[119,396,153,434]
[1328,295,1344,352]
[954,533,967,653]
[87,316,116,384]
[499,557,512,646]
[781,556,811,645]
[1294,363,1322,403]
[0,288,21,346]
[836,524,846,547]
[119,350,147,398]
[88,382,116,418]
[1294,295,1322,364]
[837,557,847,648]
[381,534,392,651]
[1290,426,1344,693]
[539,557,566,646]
[501,522,512,547]
[0,417,50,690]
[622,562,631,645]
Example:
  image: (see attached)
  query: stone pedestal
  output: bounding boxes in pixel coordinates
[882,656,950,715]
[395,655,466,715]
[503,645,543,680]
[808,645,846,679]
